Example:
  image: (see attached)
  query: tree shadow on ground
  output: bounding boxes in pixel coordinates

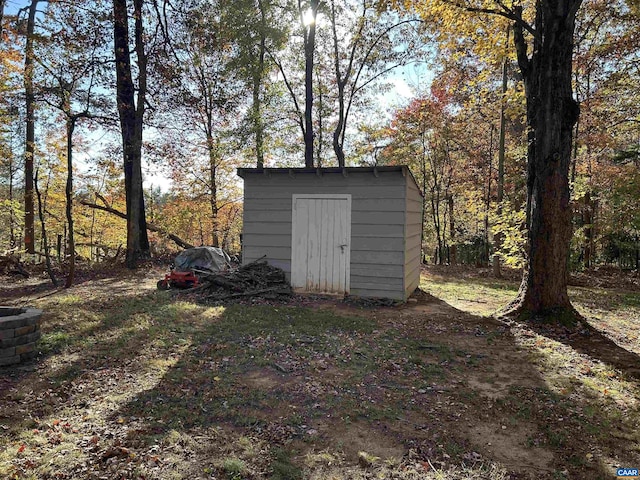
[526,321,640,379]
[107,294,632,479]
[0,268,163,304]
[0,278,57,303]
[1,286,636,479]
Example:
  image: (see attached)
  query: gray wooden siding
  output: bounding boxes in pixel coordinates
[405,223,422,238]
[350,287,405,300]
[245,185,405,200]
[245,234,291,247]
[351,276,403,288]
[243,222,290,235]
[351,264,403,277]
[242,169,417,299]
[351,225,403,237]
[351,250,405,265]
[403,178,423,299]
[404,266,421,298]
[243,245,290,261]
[351,236,404,251]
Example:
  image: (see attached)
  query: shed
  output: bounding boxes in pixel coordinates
[237,166,423,301]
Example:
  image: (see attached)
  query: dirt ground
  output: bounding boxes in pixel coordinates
[0,265,639,479]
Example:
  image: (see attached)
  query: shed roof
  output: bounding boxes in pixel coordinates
[237,165,423,197]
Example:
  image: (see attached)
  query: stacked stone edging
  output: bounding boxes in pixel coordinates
[0,307,42,366]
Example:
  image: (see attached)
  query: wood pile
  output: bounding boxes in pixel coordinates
[0,256,29,278]
[196,259,293,302]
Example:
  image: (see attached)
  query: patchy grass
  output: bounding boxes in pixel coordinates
[420,272,518,316]
[0,266,638,479]
[422,267,640,353]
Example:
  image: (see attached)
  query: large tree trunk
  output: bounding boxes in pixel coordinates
[508,1,581,319]
[23,0,39,255]
[113,0,150,268]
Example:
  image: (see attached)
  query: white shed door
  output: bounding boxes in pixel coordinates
[291,194,351,294]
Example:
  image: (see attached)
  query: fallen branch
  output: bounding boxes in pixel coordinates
[79,200,194,249]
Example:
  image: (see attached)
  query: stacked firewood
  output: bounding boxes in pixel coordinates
[196,259,292,301]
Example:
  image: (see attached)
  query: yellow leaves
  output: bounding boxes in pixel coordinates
[491,201,527,267]
[393,0,529,68]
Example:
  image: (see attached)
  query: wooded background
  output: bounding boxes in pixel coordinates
[0,0,638,283]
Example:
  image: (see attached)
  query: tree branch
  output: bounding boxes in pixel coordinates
[567,0,584,28]
[443,0,539,41]
[79,200,194,249]
[265,46,305,134]
[512,5,530,79]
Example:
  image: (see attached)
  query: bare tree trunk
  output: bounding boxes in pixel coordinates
[448,195,456,265]
[589,197,598,266]
[430,187,443,265]
[89,195,97,262]
[507,2,582,319]
[493,31,509,278]
[254,0,267,168]
[65,118,76,288]
[316,67,323,167]
[301,0,319,168]
[8,128,15,248]
[485,126,494,267]
[582,72,595,270]
[207,136,219,247]
[330,0,345,167]
[0,0,6,43]
[583,191,593,268]
[421,138,427,263]
[23,0,40,255]
[570,76,580,186]
[34,170,57,286]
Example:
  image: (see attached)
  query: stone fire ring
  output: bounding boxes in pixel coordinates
[0,306,43,366]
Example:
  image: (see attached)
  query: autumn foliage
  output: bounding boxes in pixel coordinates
[0,0,637,296]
